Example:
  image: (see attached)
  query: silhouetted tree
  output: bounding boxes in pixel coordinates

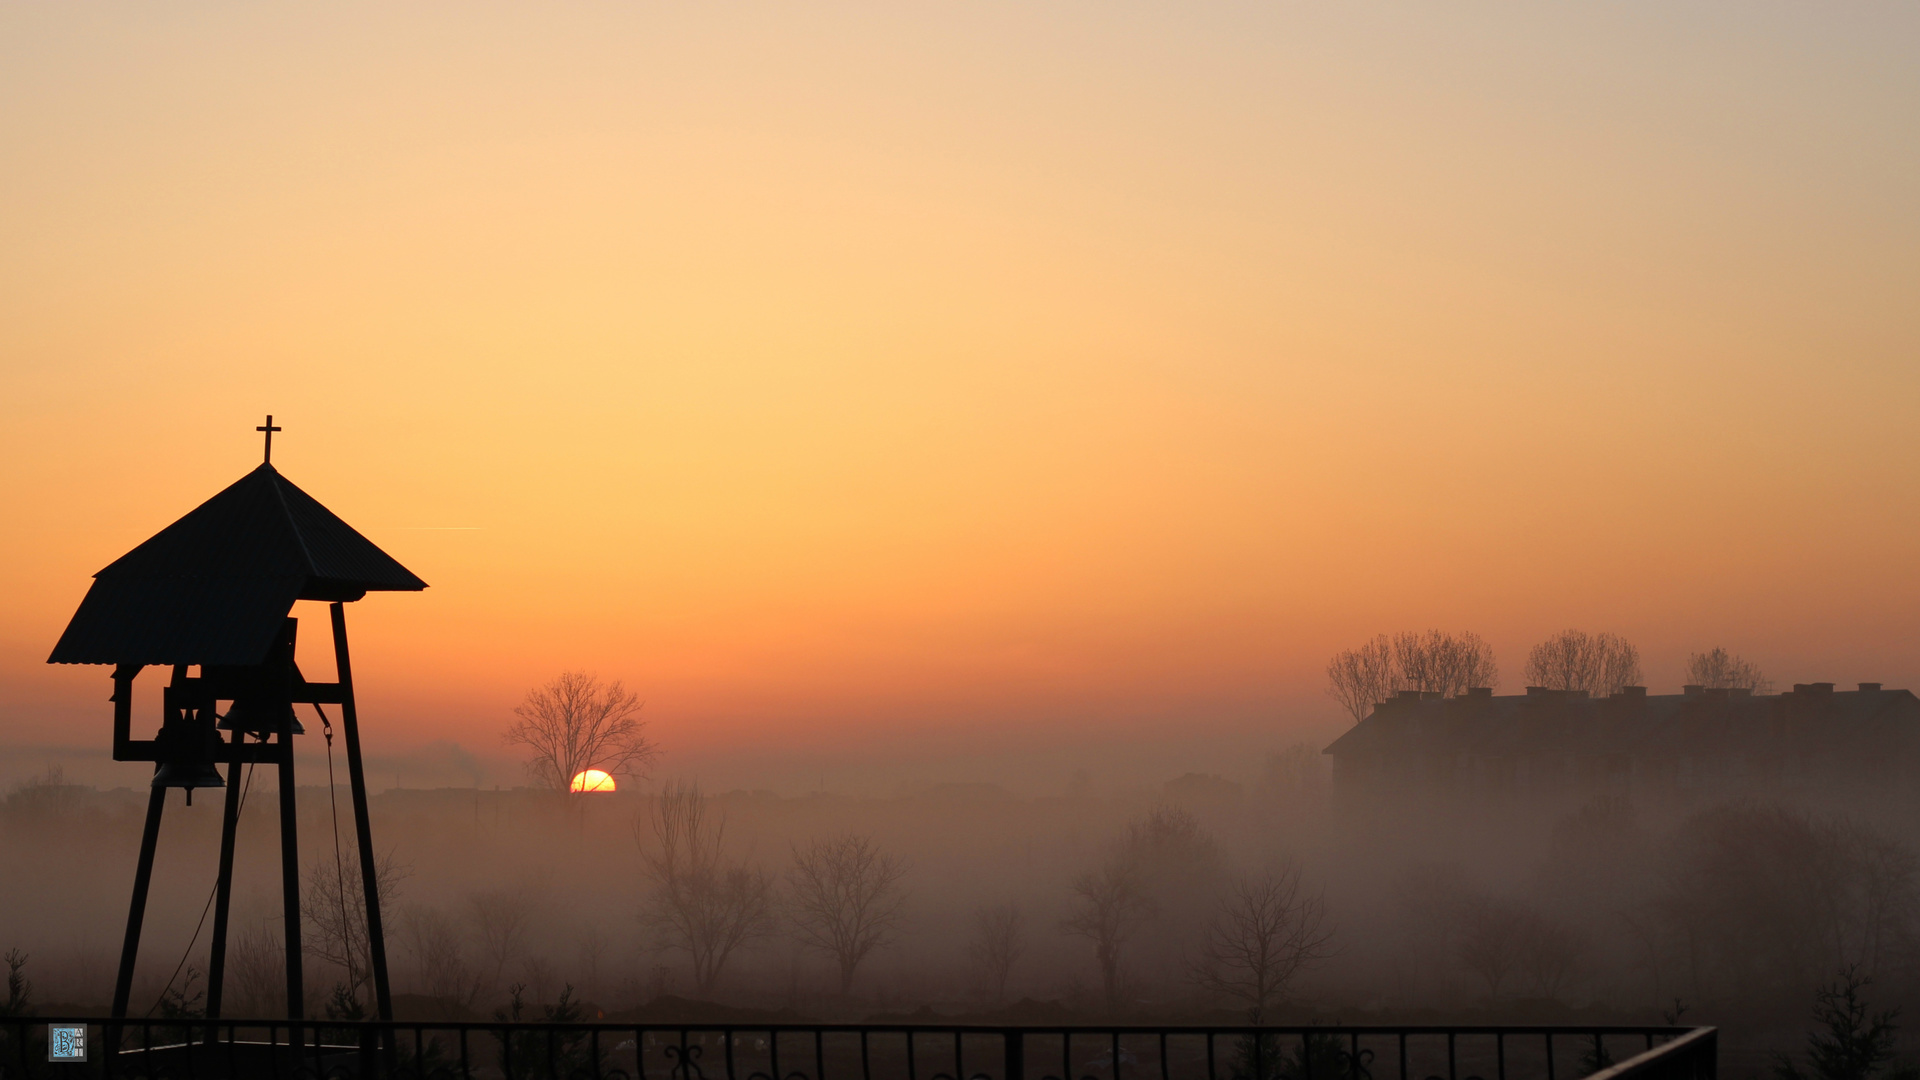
[1687,647,1772,693]
[1122,806,1226,894]
[2,765,82,819]
[1389,863,1470,1000]
[398,905,481,1007]
[1327,636,1396,724]
[494,984,598,1078]
[303,849,407,1006]
[1538,796,1655,927]
[226,922,284,1016]
[467,887,536,997]
[1392,630,1499,698]
[637,782,775,996]
[576,925,610,1004]
[787,834,910,996]
[1660,806,1919,1006]
[1327,631,1498,723]
[967,903,1024,1001]
[1063,860,1150,1014]
[1524,630,1641,696]
[1515,912,1587,1003]
[1191,864,1333,1021]
[1774,967,1906,1080]
[504,672,657,795]
[0,950,38,1066]
[2,950,31,1017]
[1120,805,1230,986]
[1457,895,1525,999]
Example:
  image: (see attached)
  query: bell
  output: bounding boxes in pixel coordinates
[218,698,304,736]
[152,706,226,806]
[152,759,227,804]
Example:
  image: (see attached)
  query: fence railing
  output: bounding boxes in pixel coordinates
[1,1018,1714,1080]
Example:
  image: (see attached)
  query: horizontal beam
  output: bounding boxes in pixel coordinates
[114,739,286,764]
[111,740,157,763]
[292,682,348,705]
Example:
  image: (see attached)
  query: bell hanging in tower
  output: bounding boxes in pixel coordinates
[149,675,225,805]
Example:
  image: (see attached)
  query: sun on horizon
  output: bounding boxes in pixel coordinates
[570,769,615,794]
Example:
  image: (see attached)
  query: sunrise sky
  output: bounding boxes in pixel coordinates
[3,4,1918,790]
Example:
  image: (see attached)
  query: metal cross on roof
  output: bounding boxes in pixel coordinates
[256,415,282,463]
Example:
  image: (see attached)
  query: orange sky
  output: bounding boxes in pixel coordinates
[3,5,1918,788]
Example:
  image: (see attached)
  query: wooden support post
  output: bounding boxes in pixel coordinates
[111,784,167,1020]
[203,729,245,1026]
[276,668,305,1020]
[111,664,138,760]
[331,601,395,1024]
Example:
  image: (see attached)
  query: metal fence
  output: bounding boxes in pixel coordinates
[1,1018,1714,1080]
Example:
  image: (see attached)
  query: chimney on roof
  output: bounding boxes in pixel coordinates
[1682,685,1703,696]
[1464,687,1493,699]
[1396,690,1424,701]
[1860,683,1883,693]
[1792,682,1836,695]
[1612,686,1647,699]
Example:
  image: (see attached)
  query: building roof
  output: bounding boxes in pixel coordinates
[48,464,426,667]
[1322,684,1919,762]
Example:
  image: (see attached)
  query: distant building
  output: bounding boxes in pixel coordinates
[1322,682,1920,809]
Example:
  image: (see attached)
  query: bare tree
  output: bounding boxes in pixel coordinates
[966,903,1025,1002]
[1392,630,1499,699]
[1837,823,1920,978]
[637,782,776,997]
[468,888,536,995]
[1524,630,1641,697]
[504,672,658,795]
[1686,648,1771,693]
[1062,859,1151,1014]
[227,922,285,1017]
[1327,636,1396,724]
[1191,864,1334,1022]
[3,950,31,1017]
[1122,806,1225,887]
[398,905,481,1007]
[1328,631,1498,723]
[787,835,911,996]
[1661,805,1920,1003]
[1456,895,1524,999]
[518,956,558,1004]
[577,926,610,1004]
[1515,913,1586,1003]
[302,849,407,1004]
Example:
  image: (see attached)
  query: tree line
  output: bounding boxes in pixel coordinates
[1327,630,1773,723]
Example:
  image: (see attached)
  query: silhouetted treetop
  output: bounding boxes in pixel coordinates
[1688,647,1772,693]
[1327,630,1498,723]
[1523,629,1641,697]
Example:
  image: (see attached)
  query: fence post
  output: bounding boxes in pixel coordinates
[1004,1030,1024,1080]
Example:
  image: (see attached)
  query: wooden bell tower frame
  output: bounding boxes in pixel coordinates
[48,418,426,1028]
[105,606,393,1025]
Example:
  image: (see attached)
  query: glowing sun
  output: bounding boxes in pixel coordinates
[570,769,616,793]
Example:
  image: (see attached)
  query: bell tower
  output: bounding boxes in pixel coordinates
[48,419,426,1027]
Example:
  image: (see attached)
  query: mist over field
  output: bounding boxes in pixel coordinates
[7,696,1917,1075]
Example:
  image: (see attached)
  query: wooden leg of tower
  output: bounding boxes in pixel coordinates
[330,602,395,1024]
[204,730,245,1028]
[276,718,305,1021]
[111,784,167,1021]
